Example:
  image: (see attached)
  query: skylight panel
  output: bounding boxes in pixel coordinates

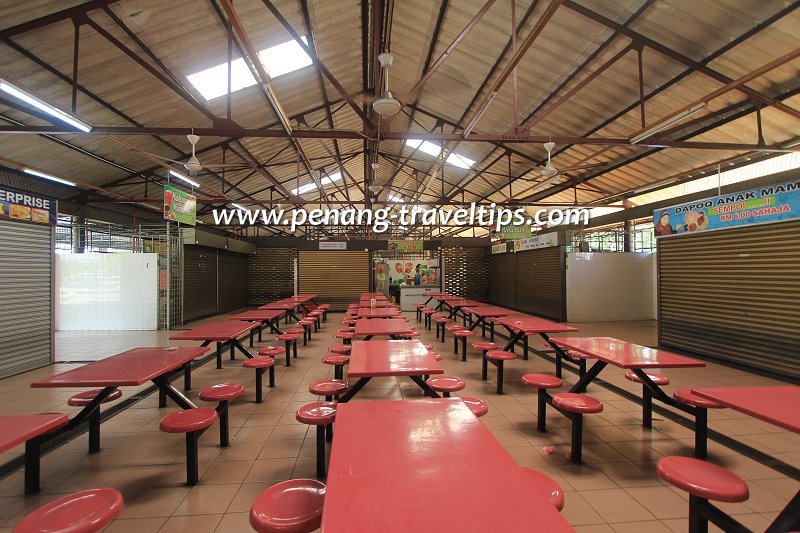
[291,171,342,195]
[446,152,475,169]
[188,37,312,101]
[405,139,442,157]
[388,194,404,202]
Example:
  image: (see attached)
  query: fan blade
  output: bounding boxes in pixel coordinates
[202,163,255,169]
[136,150,185,165]
[558,162,608,172]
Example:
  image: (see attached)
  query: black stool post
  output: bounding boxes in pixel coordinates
[217,400,230,447]
[316,425,326,478]
[88,409,101,453]
[571,413,583,464]
[537,390,548,432]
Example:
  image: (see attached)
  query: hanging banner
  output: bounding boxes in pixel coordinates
[514,232,559,252]
[164,185,196,225]
[492,225,531,240]
[388,240,424,251]
[653,179,800,237]
[0,187,57,225]
[491,243,508,254]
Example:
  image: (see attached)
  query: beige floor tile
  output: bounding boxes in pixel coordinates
[582,488,655,523]
[624,486,690,519]
[159,514,223,533]
[118,487,191,519]
[102,517,168,533]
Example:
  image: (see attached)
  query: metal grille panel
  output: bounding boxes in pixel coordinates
[248,248,296,305]
[218,250,249,313]
[183,245,218,321]
[515,247,566,321]
[298,250,369,310]
[488,253,516,309]
[442,247,489,300]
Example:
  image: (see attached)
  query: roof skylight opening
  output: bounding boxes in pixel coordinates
[446,152,475,169]
[388,194,404,202]
[188,37,312,101]
[405,139,442,157]
[291,171,342,195]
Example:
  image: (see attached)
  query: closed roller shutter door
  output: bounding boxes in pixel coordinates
[658,220,800,381]
[0,220,52,377]
[183,245,217,321]
[489,253,516,309]
[218,250,248,313]
[248,248,295,305]
[298,250,368,310]
[442,247,488,300]
[515,247,566,321]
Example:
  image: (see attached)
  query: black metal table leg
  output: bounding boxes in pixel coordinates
[409,376,442,398]
[336,377,371,403]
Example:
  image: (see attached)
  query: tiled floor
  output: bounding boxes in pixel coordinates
[1,312,798,532]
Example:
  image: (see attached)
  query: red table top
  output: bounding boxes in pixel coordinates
[356,307,400,318]
[0,414,70,453]
[424,292,450,298]
[322,399,574,532]
[358,300,395,308]
[354,318,415,337]
[226,309,285,322]
[550,337,706,369]
[31,347,209,388]
[444,299,483,308]
[258,302,297,310]
[462,306,517,317]
[437,294,466,302]
[169,321,258,341]
[499,316,578,334]
[692,386,800,434]
[347,340,443,377]
[361,292,386,299]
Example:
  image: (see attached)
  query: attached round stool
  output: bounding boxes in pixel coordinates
[336,327,355,334]
[625,370,670,429]
[472,341,497,364]
[443,324,462,344]
[327,344,351,355]
[285,327,307,348]
[243,357,276,403]
[296,402,336,478]
[422,343,433,351]
[657,456,749,532]
[68,388,123,453]
[414,302,426,322]
[199,383,245,447]
[250,479,325,533]
[160,408,218,485]
[428,352,443,361]
[309,379,350,402]
[551,393,603,464]
[421,307,436,329]
[335,332,355,345]
[322,354,350,379]
[673,389,726,458]
[461,396,489,417]
[522,373,564,432]
[296,320,314,344]
[396,330,420,339]
[258,345,285,358]
[483,350,516,394]
[524,468,565,511]
[433,316,451,340]
[426,375,465,398]
[483,317,499,341]
[276,334,299,365]
[453,329,476,361]
[13,488,124,533]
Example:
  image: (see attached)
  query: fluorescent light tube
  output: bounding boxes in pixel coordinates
[231,203,247,210]
[169,170,200,188]
[630,103,707,144]
[631,178,679,194]
[1,80,92,132]
[23,168,76,186]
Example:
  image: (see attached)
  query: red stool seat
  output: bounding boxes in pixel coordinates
[433,316,451,323]
[199,383,245,402]
[454,330,475,338]
[427,376,465,393]
[422,343,433,351]
[336,327,355,333]
[322,354,350,365]
[461,396,489,417]
[422,308,435,315]
[472,341,497,351]
[566,349,591,360]
[296,402,337,425]
[335,332,355,340]
[249,479,326,533]
[673,389,725,409]
[625,370,669,386]
[521,373,563,389]
[243,357,275,369]
[524,468,565,511]
[552,393,603,414]
[297,320,314,327]
[309,379,350,397]
[319,304,330,309]
[160,408,218,433]
[327,345,352,355]
[67,388,122,407]
[398,331,420,338]
[414,303,425,308]
[13,488,123,533]
[285,328,305,335]
[656,456,749,502]
[257,346,285,357]
[428,352,443,361]
[445,325,463,332]
[486,350,516,361]
[276,334,299,341]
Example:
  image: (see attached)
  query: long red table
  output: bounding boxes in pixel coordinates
[170,321,258,369]
[227,309,285,345]
[322,399,574,532]
[361,292,387,300]
[497,317,579,376]
[462,305,518,338]
[29,346,208,493]
[338,340,444,402]
[358,300,395,308]
[0,414,69,495]
[356,307,400,319]
[353,318,415,339]
[691,386,800,532]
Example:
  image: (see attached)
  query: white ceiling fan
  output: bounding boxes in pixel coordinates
[136,134,254,175]
[372,53,401,116]
[521,141,608,190]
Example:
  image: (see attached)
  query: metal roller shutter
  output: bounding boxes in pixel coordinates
[298,250,369,310]
[489,253,516,309]
[515,247,566,321]
[442,247,488,300]
[218,250,248,313]
[658,219,800,381]
[0,220,52,377]
[248,248,295,305]
[183,245,217,321]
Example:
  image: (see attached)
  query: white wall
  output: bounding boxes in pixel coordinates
[566,252,656,322]
[56,253,158,330]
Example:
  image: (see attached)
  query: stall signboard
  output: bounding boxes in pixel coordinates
[491,243,508,254]
[514,232,559,252]
[653,179,800,237]
[164,185,196,225]
[319,241,347,250]
[493,224,531,240]
[388,240,424,251]
[0,187,57,225]
[388,260,437,286]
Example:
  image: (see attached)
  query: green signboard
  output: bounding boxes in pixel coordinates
[164,185,196,226]
[388,240,424,251]
[493,224,531,240]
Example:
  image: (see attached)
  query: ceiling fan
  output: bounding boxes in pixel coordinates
[136,134,254,175]
[520,141,608,189]
[372,53,401,116]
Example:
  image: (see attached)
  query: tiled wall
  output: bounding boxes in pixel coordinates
[55,253,158,330]
[566,252,656,322]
